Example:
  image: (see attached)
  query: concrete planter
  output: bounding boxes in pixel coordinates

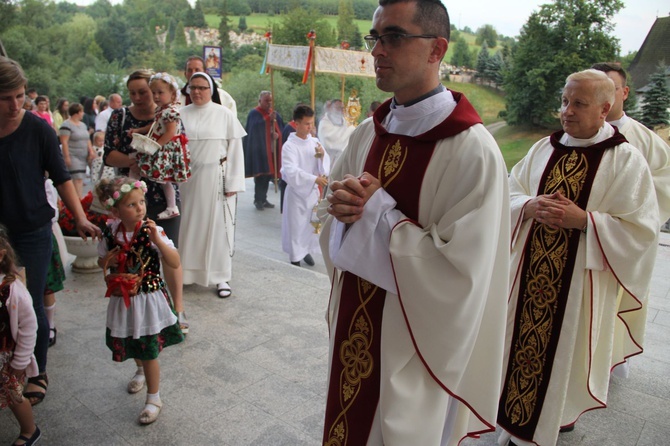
[63,235,101,273]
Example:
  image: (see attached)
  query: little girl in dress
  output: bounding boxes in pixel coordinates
[96,177,184,425]
[0,225,41,445]
[130,72,190,220]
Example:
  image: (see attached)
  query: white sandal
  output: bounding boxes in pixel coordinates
[157,207,180,220]
[127,373,146,394]
[138,399,162,425]
[216,282,232,298]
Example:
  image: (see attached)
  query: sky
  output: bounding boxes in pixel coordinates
[59,0,668,55]
[445,0,668,54]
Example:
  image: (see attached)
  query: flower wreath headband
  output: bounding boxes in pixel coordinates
[105,180,148,209]
[150,72,180,95]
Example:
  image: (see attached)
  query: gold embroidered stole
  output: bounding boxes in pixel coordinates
[322,133,436,446]
[498,131,626,440]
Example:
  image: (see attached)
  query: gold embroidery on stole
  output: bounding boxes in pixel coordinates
[504,150,588,426]
[326,140,408,445]
[325,278,378,446]
[378,140,408,188]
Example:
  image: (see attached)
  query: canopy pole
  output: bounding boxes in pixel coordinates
[309,31,317,110]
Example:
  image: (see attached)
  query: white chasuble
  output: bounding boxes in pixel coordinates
[320,92,511,446]
[501,125,659,446]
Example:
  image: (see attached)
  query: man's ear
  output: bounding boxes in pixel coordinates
[429,37,448,64]
[601,102,612,119]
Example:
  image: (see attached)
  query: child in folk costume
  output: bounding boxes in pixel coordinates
[280,105,330,266]
[95,177,184,425]
[130,72,190,220]
[0,225,42,446]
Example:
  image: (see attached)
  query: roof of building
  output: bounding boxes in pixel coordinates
[628,16,670,90]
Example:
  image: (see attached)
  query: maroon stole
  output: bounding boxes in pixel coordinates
[322,92,482,445]
[498,129,627,440]
[256,106,282,176]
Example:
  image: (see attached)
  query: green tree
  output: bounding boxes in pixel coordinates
[273,7,337,48]
[486,52,505,87]
[238,16,248,32]
[504,0,622,127]
[0,0,18,29]
[475,42,490,81]
[174,22,187,47]
[475,24,498,48]
[450,37,474,69]
[352,0,376,20]
[640,66,670,129]
[185,1,207,27]
[218,0,232,49]
[337,0,357,45]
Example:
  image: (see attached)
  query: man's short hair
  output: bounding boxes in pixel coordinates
[591,62,627,87]
[185,56,205,70]
[293,104,315,121]
[565,69,615,107]
[378,0,450,41]
[259,90,271,100]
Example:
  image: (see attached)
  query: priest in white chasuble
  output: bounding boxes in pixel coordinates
[498,69,659,446]
[318,1,511,445]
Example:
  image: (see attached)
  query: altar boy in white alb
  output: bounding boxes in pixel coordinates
[280,105,330,267]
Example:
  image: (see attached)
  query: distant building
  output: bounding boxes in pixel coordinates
[628,15,670,91]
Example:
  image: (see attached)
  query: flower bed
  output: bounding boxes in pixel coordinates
[58,191,110,236]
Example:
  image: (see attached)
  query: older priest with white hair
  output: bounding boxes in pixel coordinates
[497,69,660,446]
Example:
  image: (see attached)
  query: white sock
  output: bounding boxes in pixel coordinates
[135,366,145,377]
[147,391,160,404]
[45,303,56,329]
[145,391,161,412]
[163,183,176,209]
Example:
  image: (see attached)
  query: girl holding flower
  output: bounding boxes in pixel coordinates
[95,177,184,425]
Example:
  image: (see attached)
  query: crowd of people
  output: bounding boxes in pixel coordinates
[1,0,669,445]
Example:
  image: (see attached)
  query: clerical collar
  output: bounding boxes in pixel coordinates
[382,89,457,137]
[560,122,614,147]
[391,84,446,109]
[608,112,630,130]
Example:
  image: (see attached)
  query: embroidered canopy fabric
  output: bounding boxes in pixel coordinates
[266,44,375,78]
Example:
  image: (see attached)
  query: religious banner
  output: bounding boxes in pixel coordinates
[203,45,222,79]
[265,44,375,78]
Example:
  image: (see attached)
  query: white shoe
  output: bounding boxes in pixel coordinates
[138,399,162,425]
[127,374,146,394]
[157,207,180,220]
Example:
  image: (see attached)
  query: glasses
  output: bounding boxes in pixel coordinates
[363,33,438,51]
[190,86,210,91]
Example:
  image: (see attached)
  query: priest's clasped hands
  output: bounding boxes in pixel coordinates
[524,191,588,230]
[327,172,382,224]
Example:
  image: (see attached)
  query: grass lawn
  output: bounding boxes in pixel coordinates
[205,14,372,35]
[443,81,505,126]
[495,125,553,170]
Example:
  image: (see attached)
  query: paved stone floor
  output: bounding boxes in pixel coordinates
[1,179,669,445]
